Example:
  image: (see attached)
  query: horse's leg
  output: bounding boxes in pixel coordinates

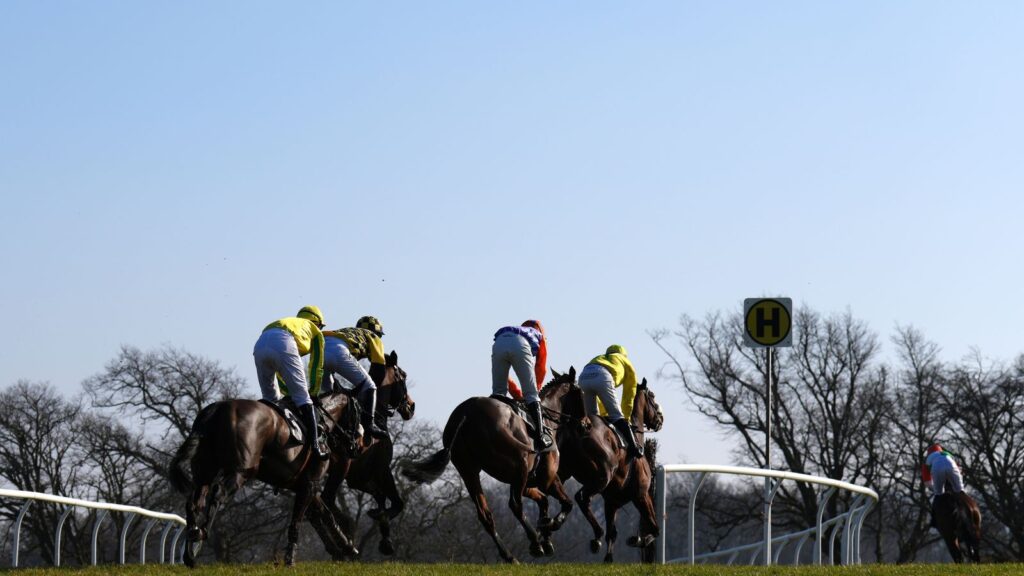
[372,491,396,556]
[542,475,574,532]
[183,484,209,567]
[942,532,963,564]
[628,489,659,549]
[284,482,314,566]
[319,469,352,560]
[525,487,550,531]
[307,494,360,560]
[507,478,545,558]
[458,466,517,563]
[575,486,605,554]
[603,499,621,563]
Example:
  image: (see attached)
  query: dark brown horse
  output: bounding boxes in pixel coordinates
[169,391,358,567]
[401,368,583,563]
[933,490,982,563]
[555,378,664,563]
[320,350,416,557]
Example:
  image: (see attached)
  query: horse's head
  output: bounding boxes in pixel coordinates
[542,367,591,432]
[380,350,415,420]
[635,378,664,433]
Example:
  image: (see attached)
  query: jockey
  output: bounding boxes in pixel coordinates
[921,443,964,498]
[491,320,551,451]
[254,305,329,459]
[320,316,389,442]
[579,344,642,459]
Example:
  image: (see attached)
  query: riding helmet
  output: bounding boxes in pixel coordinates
[357,315,385,336]
[297,305,326,328]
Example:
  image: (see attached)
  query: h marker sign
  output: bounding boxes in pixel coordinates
[743,298,793,348]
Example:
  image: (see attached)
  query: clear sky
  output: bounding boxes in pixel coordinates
[2,2,1022,466]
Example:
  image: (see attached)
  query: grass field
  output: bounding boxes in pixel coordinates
[1,563,1020,576]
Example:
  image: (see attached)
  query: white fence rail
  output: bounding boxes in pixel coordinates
[653,464,878,566]
[0,488,186,568]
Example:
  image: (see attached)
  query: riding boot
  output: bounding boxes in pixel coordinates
[358,388,390,441]
[299,404,329,460]
[613,418,643,459]
[526,401,553,452]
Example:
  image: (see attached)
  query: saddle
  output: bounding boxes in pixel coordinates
[259,399,306,447]
[489,395,536,433]
[598,416,628,450]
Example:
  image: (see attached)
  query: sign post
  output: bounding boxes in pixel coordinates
[743,297,793,566]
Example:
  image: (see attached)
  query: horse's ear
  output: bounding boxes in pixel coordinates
[388,350,398,366]
[569,365,576,379]
[551,367,562,379]
[639,377,647,389]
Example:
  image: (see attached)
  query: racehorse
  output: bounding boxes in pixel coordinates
[933,489,982,563]
[320,350,416,557]
[555,378,664,562]
[169,391,359,566]
[401,368,583,563]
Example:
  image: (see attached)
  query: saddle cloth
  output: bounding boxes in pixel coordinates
[598,416,628,449]
[259,399,305,447]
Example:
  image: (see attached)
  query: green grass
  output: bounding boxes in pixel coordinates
[2,563,1022,576]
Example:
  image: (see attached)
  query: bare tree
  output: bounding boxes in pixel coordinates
[82,344,245,444]
[940,352,1024,561]
[651,307,889,543]
[0,382,88,564]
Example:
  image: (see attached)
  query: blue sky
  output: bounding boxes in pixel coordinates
[1,2,1023,466]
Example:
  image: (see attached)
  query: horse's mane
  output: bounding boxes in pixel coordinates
[539,373,574,397]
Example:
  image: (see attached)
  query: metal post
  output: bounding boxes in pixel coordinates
[814,487,836,565]
[655,465,666,564]
[159,522,173,564]
[92,510,109,565]
[792,532,811,565]
[139,518,157,564]
[169,525,184,565]
[853,498,875,564]
[689,472,708,564]
[764,347,773,566]
[54,507,74,566]
[119,512,136,564]
[12,500,31,568]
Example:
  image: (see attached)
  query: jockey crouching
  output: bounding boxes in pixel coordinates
[491,320,552,452]
[320,316,390,443]
[579,345,643,459]
[254,305,330,460]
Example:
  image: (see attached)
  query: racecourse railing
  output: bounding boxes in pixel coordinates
[653,464,878,566]
[0,488,186,568]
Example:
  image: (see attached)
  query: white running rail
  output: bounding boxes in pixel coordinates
[0,488,186,568]
[653,464,878,566]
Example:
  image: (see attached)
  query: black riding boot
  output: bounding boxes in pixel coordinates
[613,418,643,459]
[526,401,553,452]
[299,404,329,460]
[358,388,389,441]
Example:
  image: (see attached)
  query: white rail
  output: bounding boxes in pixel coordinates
[0,488,186,567]
[653,464,878,566]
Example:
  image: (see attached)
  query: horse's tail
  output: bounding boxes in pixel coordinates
[401,405,468,485]
[168,403,219,494]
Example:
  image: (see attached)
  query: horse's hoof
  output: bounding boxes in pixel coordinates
[506,556,519,564]
[542,540,555,556]
[379,539,395,556]
[627,536,641,547]
[550,512,568,531]
[590,539,602,554]
[530,542,545,557]
[604,554,614,563]
[641,534,656,547]
[538,517,554,529]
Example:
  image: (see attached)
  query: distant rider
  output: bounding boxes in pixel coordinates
[579,344,643,459]
[254,305,329,459]
[921,443,964,498]
[321,316,390,442]
[491,320,551,451]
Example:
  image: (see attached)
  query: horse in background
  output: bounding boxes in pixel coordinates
[321,350,416,557]
[401,368,582,563]
[555,378,664,562]
[933,489,982,563]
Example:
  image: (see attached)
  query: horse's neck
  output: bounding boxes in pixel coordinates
[630,394,645,431]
